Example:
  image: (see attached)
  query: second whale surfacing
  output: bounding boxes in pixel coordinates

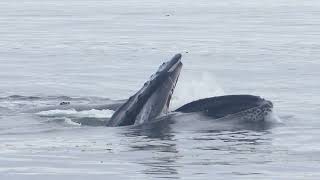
[106,54,274,127]
[175,95,273,123]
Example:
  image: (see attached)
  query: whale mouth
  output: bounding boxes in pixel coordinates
[133,55,182,125]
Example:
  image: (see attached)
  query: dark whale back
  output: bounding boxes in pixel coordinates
[175,95,266,119]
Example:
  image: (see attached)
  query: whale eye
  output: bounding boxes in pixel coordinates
[126,110,133,116]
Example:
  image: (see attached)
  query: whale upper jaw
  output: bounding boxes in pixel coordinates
[107,54,183,127]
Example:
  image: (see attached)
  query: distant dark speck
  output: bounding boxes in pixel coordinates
[60,101,70,105]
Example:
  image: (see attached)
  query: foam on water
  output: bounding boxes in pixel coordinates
[36,109,115,119]
[265,111,283,123]
[63,117,82,126]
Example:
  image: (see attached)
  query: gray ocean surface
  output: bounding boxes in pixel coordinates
[1,0,320,179]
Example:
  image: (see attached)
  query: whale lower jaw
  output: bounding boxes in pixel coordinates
[215,101,273,123]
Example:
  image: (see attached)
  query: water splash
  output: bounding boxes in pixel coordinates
[265,111,283,123]
[64,117,82,126]
[170,70,225,110]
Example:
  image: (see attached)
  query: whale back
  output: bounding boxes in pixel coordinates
[175,95,270,119]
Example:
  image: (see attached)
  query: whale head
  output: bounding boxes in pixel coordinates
[175,95,273,122]
[107,54,183,126]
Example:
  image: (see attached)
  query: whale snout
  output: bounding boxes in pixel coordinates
[260,99,273,109]
[266,100,273,109]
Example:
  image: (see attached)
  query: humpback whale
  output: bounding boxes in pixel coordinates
[34,54,274,127]
[175,95,273,123]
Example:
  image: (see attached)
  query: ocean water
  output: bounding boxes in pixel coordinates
[1,0,320,179]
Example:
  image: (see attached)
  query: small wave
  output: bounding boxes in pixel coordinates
[36,109,115,118]
[0,95,41,101]
[63,117,82,126]
[0,95,111,102]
